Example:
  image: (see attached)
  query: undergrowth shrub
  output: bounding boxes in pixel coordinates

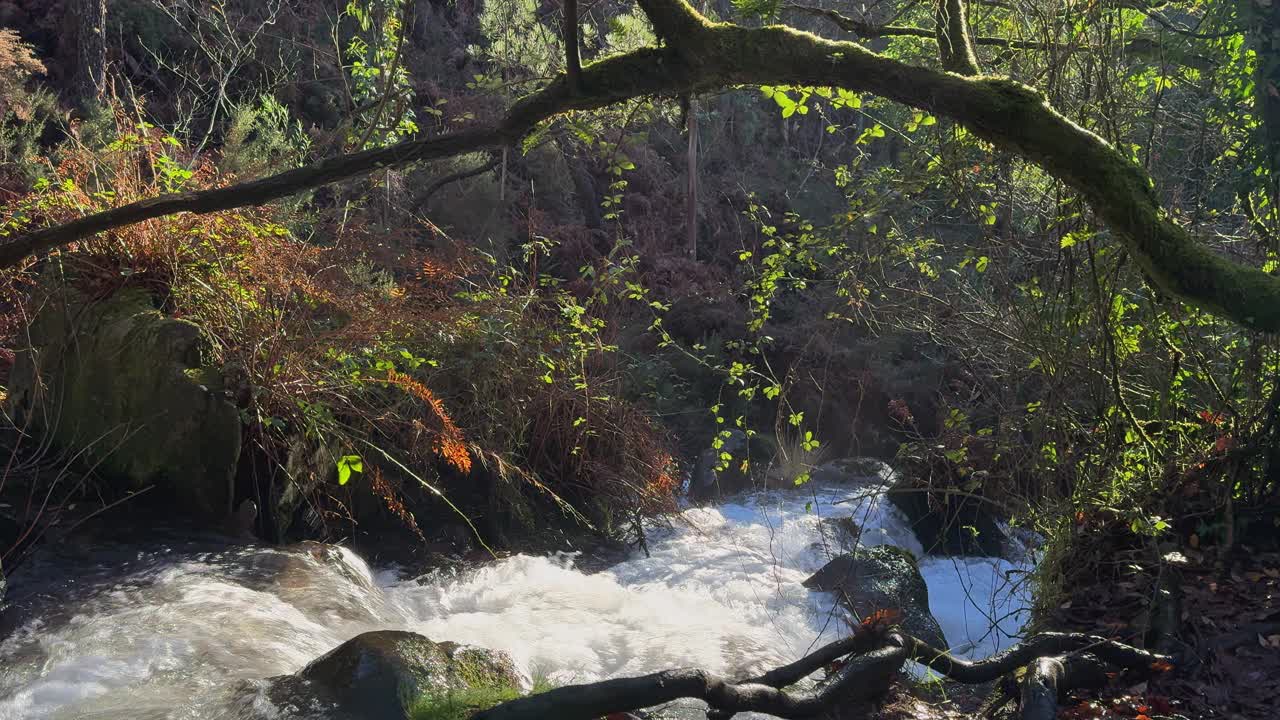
[0,29,56,190]
[0,107,677,547]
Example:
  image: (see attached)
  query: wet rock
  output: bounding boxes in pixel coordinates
[804,545,947,651]
[689,428,752,501]
[1000,521,1042,562]
[886,471,1005,556]
[225,499,258,540]
[267,630,521,720]
[7,286,241,522]
[227,542,383,624]
[0,506,17,605]
[809,457,894,486]
[276,436,339,538]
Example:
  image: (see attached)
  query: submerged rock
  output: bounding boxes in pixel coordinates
[7,286,241,522]
[266,630,521,720]
[804,545,948,651]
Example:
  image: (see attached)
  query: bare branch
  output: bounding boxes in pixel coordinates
[786,4,937,40]
[905,631,1169,682]
[420,153,503,201]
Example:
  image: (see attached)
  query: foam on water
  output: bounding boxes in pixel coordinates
[0,477,1031,720]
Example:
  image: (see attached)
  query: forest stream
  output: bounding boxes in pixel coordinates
[0,470,1031,720]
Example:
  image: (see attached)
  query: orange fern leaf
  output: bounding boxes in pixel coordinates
[385,369,471,474]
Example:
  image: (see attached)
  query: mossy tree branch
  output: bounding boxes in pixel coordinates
[4,0,1280,331]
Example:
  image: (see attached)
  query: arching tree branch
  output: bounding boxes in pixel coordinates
[4,0,1280,331]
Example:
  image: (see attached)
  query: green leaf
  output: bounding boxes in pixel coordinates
[336,454,364,485]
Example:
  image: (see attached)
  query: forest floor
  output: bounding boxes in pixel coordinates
[1047,546,1278,720]
[853,546,1280,720]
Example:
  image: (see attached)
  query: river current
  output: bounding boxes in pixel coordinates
[0,475,1031,719]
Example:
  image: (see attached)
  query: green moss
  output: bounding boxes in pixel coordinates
[409,684,522,720]
[408,677,557,720]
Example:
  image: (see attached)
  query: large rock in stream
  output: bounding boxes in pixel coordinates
[7,287,241,521]
[266,630,521,720]
[804,545,947,651]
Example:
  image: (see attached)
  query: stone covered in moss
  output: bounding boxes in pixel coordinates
[7,286,241,521]
[268,630,521,720]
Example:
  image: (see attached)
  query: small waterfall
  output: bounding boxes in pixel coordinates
[0,476,1030,719]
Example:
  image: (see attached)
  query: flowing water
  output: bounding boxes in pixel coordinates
[0,474,1032,720]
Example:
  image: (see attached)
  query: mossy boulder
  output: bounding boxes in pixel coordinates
[804,545,947,650]
[7,286,241,521]
[267,630,521,720]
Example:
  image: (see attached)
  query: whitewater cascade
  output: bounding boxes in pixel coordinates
[0,477,1031,719]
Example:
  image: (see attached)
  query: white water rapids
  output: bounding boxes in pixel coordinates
[0,477,1032,720]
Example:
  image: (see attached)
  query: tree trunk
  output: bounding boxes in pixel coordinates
[1247,0,1280,203]
[74,0,108,106]
[687,95,698,260]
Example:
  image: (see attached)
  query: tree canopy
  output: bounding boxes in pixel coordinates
[5,0,1279,330]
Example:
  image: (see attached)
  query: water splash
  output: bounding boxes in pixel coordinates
[0,480,1030,720]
